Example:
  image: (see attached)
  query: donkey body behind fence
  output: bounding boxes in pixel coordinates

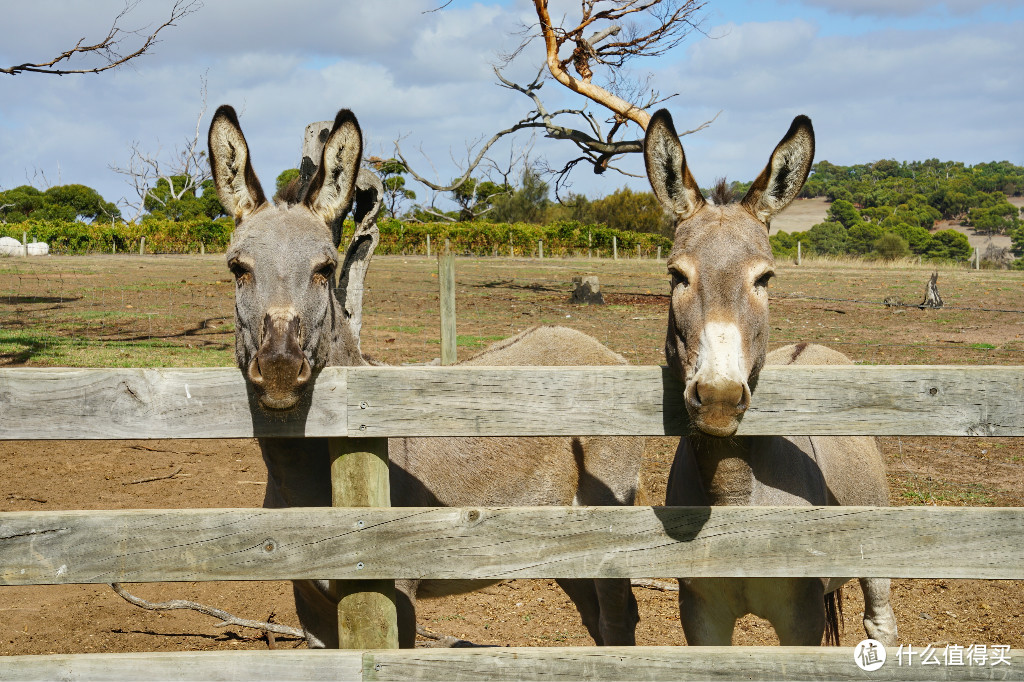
[208,105,643,649]
[643,110,899,646]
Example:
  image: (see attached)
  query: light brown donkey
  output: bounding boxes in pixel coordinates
[209,105,643,649]
[644,109,898,646]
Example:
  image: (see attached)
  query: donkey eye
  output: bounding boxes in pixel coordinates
[670,268,690,289]
[228,259,252,283]
[313,262,336,285]
[754,271,775,289]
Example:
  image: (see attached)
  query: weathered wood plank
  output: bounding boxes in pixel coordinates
[2,506,1022,585]
[362,646,1024,682]
[1,365,1021,439]
[438,243,456,366]
[346,365,1024,437]
[0,367,347,439]
[0,651,363,682]
[1,647,1020,682]
[330,437,399,649]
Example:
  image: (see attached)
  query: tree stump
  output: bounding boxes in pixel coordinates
[919,271,943,309]
[570,275,604,304]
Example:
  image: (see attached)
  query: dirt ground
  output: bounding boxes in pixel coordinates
[1,254,1022,656]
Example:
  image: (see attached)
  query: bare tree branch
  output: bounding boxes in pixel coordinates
[109,75,210,221]
[1,1,202,76]
[109,583,313,644]
[399,0,713,205]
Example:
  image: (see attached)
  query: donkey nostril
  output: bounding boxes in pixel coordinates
[295,357,312,386]
[247,357,264,385]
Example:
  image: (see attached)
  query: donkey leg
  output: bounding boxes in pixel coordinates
[860,578,898,645]
[292,579,336,648]
[595,578,639,645]
[395,579,419,649]
[757,578,827,646]
[678,579,737,645]
[556,578,606,644]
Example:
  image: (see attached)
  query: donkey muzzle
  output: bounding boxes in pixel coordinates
[683,321,752,437]
[684,376,751,437]
[248,310,312,410]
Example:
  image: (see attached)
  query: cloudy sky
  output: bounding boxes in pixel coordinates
[1,0,1022,216]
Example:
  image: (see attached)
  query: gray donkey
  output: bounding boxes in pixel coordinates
[208,105,644,648]
[643,109,898,646]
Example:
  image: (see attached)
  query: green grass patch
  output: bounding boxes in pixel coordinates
[898,481,995,506]
[0,329,233,367]
[382,325,424,334]
[966,343,996,350]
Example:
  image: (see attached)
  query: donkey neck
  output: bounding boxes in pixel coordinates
[685,434,756,506]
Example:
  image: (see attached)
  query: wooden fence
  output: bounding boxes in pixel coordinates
[1,365,1023,681]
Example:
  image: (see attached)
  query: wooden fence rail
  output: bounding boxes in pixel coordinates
[1,365,1022,439]
[2,364,1023,681]
[3,647,1022,682]
[2,506,1023,585]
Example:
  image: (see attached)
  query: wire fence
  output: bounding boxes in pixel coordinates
[1,253,1022,369]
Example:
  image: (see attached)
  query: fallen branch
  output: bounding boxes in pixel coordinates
[631,578,679,592]
[124,467,182,485]
[109,583,311,644]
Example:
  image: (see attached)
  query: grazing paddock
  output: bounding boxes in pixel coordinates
[1,255,1022,675]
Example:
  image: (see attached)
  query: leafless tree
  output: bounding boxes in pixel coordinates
[399,0,716,201]
[1,1,201,76]
[399,133,533,222]
[109,77,210,222]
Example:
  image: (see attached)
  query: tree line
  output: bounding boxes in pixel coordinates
[2,156,1022,264]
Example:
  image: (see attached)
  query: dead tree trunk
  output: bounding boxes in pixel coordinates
[919,271,943,309]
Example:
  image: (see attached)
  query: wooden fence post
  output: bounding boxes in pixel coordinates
[538,240,544,259]
[657,246,661,261]
[140,236,146,256]
[613,235,618,260]
[439,239,457,365]
[328,437,398,649]
[796,241,801,266]
[588,231,592,259]
[426,233,431,258]
[22,231,27,257]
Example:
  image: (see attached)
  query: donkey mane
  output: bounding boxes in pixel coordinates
[274,177,306,205]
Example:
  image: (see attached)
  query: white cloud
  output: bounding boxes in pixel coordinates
[789,0,1019,17]
[654,18,1024,186]
[1,1,1022,211]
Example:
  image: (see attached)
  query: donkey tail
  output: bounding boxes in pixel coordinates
[823,585,844,646]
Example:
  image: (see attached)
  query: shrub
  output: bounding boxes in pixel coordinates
[873,232,911,260]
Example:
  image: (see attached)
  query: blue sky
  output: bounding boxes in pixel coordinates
[1,0,1021,217]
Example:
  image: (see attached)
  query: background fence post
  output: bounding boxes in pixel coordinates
[328,437,398,649]
[426,233,431,258]
[140,236,146,256]
[588,230,592,259]
[613,235,618,260]
[439,239,457,365]
[797,241,802,266]
[538,240,544,259]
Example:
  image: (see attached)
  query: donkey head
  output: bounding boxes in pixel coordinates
[210,105,379,410]
[645,109,814,437]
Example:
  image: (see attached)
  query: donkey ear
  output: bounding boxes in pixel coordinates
[644,109,705,222]
[741,115,815,227]
[305,109,362,225]
[208,105,267,223]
